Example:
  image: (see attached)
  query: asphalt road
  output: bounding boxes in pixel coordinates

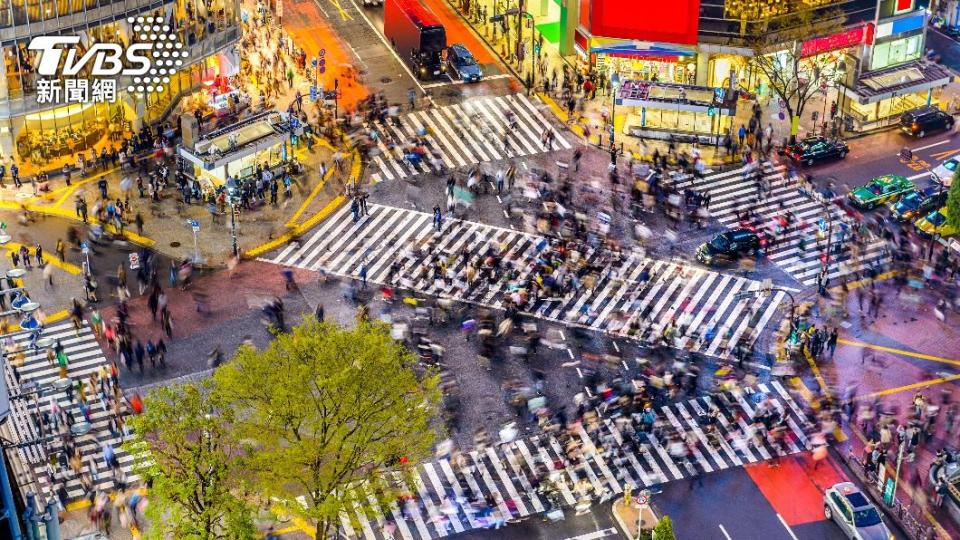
[447,507,619,540]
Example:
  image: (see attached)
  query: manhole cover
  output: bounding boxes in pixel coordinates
[170,241,181,248]
[380,77,392,84]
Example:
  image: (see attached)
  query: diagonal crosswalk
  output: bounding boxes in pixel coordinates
[333,385,811,539]
[264,203,785,357]
[367,93,570,183]
[673,163,892,287]
[1,322,138,503]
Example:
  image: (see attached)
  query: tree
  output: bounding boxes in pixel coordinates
[213,319,442,539]
[653,515,676,540]
[124,380,255,540]
[746,9,846,143]
[948,169,960,233]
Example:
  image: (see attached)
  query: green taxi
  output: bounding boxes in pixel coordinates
[915,206,958,238]
[847,175,915,210]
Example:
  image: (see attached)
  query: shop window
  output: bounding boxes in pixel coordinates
[871,35,922,70]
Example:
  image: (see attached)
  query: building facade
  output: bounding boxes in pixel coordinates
[0,0,240,174]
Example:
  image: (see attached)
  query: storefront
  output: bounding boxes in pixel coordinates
[178,111,293,192]
[616,80,737,144]
[9,101,132,169]
[842,61,953,130]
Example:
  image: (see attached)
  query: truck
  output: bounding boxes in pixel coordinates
[383,0,446,80]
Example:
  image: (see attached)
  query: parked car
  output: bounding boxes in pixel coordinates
[847,174,914,209]
[931,157,957,187]
[915,206,958,238]
[823,482,893,540]
[696,229,761,265]
[784,136,848,166]
[362,0,383,5]
[889,186,947,222]
[900,105,955,137]
[446,44,482,82]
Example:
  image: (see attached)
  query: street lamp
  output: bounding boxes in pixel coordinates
[225,177,240,257]
[610,72,621,165]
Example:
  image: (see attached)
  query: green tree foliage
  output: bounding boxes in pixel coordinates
[213,319,442,539]
[947,169,960,232]
[653,515,676,540]
[124,380,255,540]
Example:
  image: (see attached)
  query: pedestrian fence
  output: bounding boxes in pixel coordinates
[847,454,938,540]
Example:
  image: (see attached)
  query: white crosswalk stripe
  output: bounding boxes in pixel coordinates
[672,163,892,286]
[1,323,139,504]
[336,388,811,539]
[263,203,786,358]
[368,94,570,183]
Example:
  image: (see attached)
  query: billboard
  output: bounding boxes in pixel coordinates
[587,0,701,46]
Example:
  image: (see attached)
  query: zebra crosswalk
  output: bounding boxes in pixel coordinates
[367,93,570,183]
[264,203,786,357]
[335,383,811,539]
[673,163,892,287]
[1,322,138,503]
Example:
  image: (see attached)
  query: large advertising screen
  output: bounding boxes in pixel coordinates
[588,0,701,45]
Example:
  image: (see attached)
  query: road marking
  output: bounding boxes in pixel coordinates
[837,338,960,366]
[718,524,733,540]
[325,0,353,20]
[902,139,951,154]
[777,514,800,540]
[342,0,426,93]
[930,147,960,160]
[422,73,514,88]
[854,373,960,401]
[564,528,619,540]
[907,171,932,181]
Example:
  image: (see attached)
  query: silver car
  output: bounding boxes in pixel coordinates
[824,482,894,540]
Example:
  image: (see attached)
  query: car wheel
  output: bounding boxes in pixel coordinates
[919,130,926,137]
[806,158,815,166]
[839,150,847,159]
[824,505,832,521]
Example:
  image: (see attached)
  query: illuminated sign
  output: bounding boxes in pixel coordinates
[800,24,873,58]
[894,0,914,14]
[588,0,700,46]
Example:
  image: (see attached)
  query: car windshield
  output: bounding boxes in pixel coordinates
[866,182,884,195]
[853,507,882,527]
[900,193,920,206]
[945,160,958,172]
[710,236,729,250]
[928,212,947,226]
[458,55,476,66]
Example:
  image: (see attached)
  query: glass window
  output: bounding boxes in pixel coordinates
[872,35,922,70]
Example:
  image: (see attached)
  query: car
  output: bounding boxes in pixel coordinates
[785,136,848,166]
[446,44,482,82]
[362,0,382,5]
[847,174,915,210]
[888,186,947,222]
[696,228,761,265]
[915,206,958,238]
[824,482,893,540]
[900,105,955,137]
[931,157,957,187]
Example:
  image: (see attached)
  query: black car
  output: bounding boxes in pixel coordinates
[446,44,482,82]
[785,136,848,166]
[888,185,948,221]
[900,106,954,137]
[696,229,761,265]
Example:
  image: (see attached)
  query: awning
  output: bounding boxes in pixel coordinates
[844,61,953,105]
[590,40,696,58]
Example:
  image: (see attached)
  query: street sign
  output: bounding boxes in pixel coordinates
[707,106,716,117]
[312,57,318,67]
[320,48,326,57]
[187,219,200,232]
[128,253,140,270]
[310,85,317,101]
[635,494,649,506]
[883,478,895,506]
[320,67,326,74]
[778,110,785,120]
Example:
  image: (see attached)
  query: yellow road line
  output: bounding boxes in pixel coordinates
[2,242,82,275]
[286,167,335,228]
[245,195,347,258]
[789,376,847,442]
[837,338,960,367]
[51,168,116,207]
[1,203,156,247]
[537,93,586,139]
[327,0,353,20]
[828,270,899,293]
[803,348,833,399]
[854,373,960,401]
[930,147,960,160]
[44,310,70,323]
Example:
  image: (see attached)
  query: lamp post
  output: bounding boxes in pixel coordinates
[610,72,621,165]
[225,177,240,257]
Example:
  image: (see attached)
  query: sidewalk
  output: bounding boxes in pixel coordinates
[611,498,659,539]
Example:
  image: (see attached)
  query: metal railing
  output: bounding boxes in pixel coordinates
[847,454,938,540]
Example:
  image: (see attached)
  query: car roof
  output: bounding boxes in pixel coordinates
[904,105,941,117]
[450,44,471,55]
[871,174,907,183]
[844,491,872,509]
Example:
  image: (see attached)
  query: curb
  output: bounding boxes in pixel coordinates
[610,500,634,539]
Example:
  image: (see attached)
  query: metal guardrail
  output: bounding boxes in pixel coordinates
[847,454,938,540]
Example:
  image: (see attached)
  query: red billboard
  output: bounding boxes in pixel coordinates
[587,0,701,46]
